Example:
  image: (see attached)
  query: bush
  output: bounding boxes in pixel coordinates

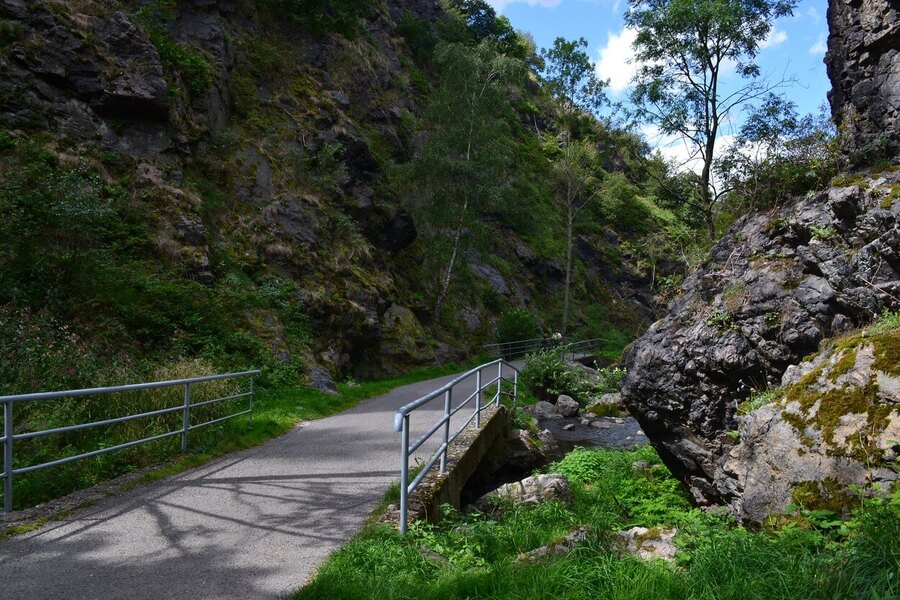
[521,348,585,402]
[259,0,370,38]
[496,307,540,347]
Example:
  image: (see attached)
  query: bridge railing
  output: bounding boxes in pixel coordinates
[0,369,260,514]
[483,337,606,361]
[392,359,519,534]
[482,337,546,360]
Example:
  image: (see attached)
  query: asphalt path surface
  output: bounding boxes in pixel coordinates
[0,363,519,600]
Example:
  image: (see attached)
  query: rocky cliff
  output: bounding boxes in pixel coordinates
[827,0,900,160]
[0,0,666,391]
[622,0,900,520]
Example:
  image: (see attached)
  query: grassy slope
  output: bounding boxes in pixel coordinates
[3,362,470,514]
[295,445,900,600]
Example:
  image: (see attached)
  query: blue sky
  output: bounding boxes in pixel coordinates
[487,0,832,164]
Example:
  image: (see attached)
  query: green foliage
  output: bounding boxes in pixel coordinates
[627,0,799,239]
[404,40,525,314]
[738,388,781,416]
[871,310,900,335]
[397,12,439,64]
[810,225,837,241]
[149,32,212,98]
[496,307,540,345]
[133,1,212,99]
[447,0,532,60]
[521,348,585,402]
[717,102,839,226]
[258,0,370,38]
[540,37,606,119]
[298,444,900,600]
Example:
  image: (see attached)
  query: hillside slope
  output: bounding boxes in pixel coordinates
[0,0,677,393]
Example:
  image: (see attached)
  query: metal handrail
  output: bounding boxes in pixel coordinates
[560,338,606,361]
[1,369,260,514]
[393,359,519,534]
[483,337,606,361]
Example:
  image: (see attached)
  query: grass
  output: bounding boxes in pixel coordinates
[1,361,471,518]
[293,446,900,600]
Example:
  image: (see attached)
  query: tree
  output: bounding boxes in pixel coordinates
[716,98,838,216]
[626,0,798,240]
[448,0,528,58]
[408,41,524,318]
[541,37,607,335]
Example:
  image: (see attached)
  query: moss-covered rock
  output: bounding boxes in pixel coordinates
[718,319,900,522]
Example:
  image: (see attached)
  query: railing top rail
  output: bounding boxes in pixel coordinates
[482,337,544,349]
[0,370,262,404]
[392,359,518,431]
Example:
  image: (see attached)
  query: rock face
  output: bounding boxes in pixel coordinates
[827,0,900,159]
[622,169,900,510]
[720,325,900,521]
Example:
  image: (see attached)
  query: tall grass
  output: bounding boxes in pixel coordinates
[3,361,470,511]
[294,446,900,600]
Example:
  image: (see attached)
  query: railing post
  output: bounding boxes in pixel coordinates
[440,389,451,473]
[497,360,503,406]
[475,369,482,429]
[249,376,255,426]
[400,414,410,535]
[181,383,191,453]
[513,370,519,410]
[3,400,12,514]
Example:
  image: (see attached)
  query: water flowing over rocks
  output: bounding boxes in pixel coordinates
[621,168,900,515]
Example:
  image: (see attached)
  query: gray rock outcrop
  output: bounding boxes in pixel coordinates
[621,169,900,510]
[718,328,899,521]
[477,474,572,509]
[827,0,900,159]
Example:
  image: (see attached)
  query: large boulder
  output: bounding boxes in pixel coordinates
[827,0,900,159]
[556,395,581,418]
[621,169,900,511]
[717,324,900,521]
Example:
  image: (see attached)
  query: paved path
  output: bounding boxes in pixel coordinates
[0,363,518,600]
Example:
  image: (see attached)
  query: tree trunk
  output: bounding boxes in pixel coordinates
[562,200,574,337]
[434,199,468,318]
[562,133,574,337]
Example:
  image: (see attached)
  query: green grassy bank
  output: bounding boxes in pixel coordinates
[295,446,900,600]
[2,362,469,514]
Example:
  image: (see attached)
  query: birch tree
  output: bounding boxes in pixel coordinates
[409,41,524,317]
[541,37,606,335]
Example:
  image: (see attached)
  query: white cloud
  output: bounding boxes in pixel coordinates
[805,6,821,22]
[487,0,563,11]
[759,28,788,49]
[596,27,639,94]
[809,32,828,56]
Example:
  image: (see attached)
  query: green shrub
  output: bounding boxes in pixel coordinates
[521,348,585,402]
[259,0,370,38]
[148,31,212,99]
[496,307,540,347]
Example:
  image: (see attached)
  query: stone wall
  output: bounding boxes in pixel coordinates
[827,0,900,159]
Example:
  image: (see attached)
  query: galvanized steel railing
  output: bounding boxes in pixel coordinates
[482,337,547,359]
[392,359,519,534]
[559,337,606,362]
[483,337,606,361]
[0,370,260,514]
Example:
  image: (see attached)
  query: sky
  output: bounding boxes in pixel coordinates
[487,0,832,167]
